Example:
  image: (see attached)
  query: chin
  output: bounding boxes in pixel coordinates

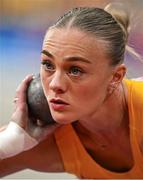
[51,111,77,124]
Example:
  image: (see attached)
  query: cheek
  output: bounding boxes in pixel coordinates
[73,82,108,108]
[76,86,93,99]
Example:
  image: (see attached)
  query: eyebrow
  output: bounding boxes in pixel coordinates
[41,50,53,58]
[41,49,91,64]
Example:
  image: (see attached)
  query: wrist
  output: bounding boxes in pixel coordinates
[0,121,38,159]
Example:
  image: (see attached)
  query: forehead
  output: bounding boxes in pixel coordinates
[43,28,108,61]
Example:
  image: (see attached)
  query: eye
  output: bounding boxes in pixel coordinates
[41,60,55,72]
[68,66,84,77]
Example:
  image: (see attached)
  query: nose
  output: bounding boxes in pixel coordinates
[49,71,67,94]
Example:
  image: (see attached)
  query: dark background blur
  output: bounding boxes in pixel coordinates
[0,0,143,179]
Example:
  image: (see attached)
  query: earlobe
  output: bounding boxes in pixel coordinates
[107,82,117,95]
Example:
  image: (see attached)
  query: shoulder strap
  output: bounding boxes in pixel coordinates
[125,79,143,164]
[54,124,81,176]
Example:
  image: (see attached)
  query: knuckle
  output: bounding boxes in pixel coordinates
[15,87,20,94]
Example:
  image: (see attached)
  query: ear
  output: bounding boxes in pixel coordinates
[108,64,126,94]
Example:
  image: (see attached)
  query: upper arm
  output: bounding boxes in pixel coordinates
[0,133,64,178]
[22,133,64,173]
[0,146,27,178]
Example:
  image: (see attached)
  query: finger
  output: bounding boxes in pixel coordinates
[11,104,28,128]
[15,75,33,105]
[13,97,19,103]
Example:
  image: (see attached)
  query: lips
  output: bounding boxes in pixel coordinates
[50,98,69,105]
[49,98,69,111]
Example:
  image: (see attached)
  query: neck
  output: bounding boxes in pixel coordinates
[78,82,128,134]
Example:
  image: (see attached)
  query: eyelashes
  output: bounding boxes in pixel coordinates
[41,61,55,71]
[68,66,84,76]
[41,60,85,77]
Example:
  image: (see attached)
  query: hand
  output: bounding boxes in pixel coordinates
[11,75,60,142]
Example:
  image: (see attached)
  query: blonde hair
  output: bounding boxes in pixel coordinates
[47,5,142,66]
[105,3,143,64]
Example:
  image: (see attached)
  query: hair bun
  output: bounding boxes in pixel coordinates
[104,3,130,41]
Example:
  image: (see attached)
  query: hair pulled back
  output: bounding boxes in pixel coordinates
[49,3,130,66]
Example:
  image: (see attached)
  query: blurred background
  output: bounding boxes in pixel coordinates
[0,0,143,179]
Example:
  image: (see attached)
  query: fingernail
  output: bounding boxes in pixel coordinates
[25,74,34,79]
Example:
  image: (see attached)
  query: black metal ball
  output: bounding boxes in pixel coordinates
[27,74,55,126]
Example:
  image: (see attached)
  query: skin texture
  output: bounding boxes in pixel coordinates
[0,28,142,176]
[41,28,126,128]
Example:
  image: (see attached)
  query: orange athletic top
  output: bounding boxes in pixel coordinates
[54,79,143,179]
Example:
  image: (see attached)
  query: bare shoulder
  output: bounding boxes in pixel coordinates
[0,133,64,177]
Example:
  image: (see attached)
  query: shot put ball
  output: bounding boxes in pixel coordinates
[27,74,55,126]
